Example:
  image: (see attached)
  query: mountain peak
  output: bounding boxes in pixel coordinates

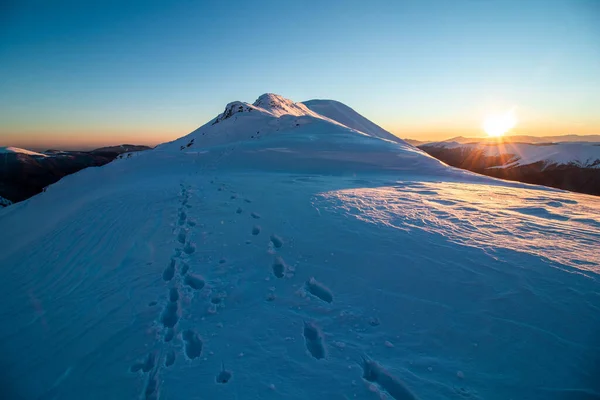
[160,92,412,151]
[211,93,315,125]
[212,101,255,124]
[251,93,315,118]
[252,93,290,107]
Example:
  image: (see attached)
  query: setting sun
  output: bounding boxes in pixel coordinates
[483,109,517,137]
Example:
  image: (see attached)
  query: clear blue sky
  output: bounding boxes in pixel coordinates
[1,0,599,149]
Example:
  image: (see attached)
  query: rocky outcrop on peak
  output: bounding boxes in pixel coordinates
[212,101,256,125]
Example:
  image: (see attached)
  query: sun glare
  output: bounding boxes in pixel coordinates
[483,109,517,137]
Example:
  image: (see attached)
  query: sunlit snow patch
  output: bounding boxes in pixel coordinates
[318,182,600,272]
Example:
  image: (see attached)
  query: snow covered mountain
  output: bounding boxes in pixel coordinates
[443,134,600,144]
[0,146,48,157]
[0,144,151,204]
[420,141,600,195]
[159,93,413,152]
[0,94,599,400]
[423,141,600,169]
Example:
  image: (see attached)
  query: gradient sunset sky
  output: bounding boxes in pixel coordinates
[1,0,599,149]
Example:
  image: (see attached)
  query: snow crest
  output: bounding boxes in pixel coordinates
[302,99,404,144]
[252,93,317,118]
[159,93,416,152]
[0,146,47,157]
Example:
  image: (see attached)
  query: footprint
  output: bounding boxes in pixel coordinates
[164,328,175,343]
[160,301,179,328]
[178,229,187,244]
[148,301,158,307]
[130,362,144,373]
[216,363,232,384]
[361,357,417,400]
[138,352,156,373]
[182,330,203,360]
[165,350,176,367]
[184,274,205,290]
[236,207,243,214]
[252,225,261,236]
[178,211,187,225]
[303,321,326,360]
[187,220,197,227]
[169,288,179,302]
[306,278,333,303]
[163,259,176,281]
[180,262,190,275]
[251,212,261,219]
[144,370,159,400]
[272,257,287,278]
[270,234,283,248]
[184,242,196,255]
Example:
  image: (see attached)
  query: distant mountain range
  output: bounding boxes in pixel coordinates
[405,134,600,147]
[0,145,151,205]
[419,141,600,195]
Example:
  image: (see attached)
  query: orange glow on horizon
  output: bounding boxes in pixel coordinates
[1,115,599,150]
[0,130,182,150]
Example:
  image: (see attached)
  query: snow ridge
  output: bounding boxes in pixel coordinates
[0,146,47,157]
[252,93,317,118]
[423,141,600,169]
[159,93,413,152]
[211,94,324,125]
[302,99,403,143]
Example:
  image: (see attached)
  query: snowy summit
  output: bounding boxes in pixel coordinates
[160,93,409,152]
[0,93,599,400]
[0,146,47,157]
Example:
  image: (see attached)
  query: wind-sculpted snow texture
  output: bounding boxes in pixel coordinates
[0,94,598,399]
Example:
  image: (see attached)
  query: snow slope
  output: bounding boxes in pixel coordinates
[158,93,418,155]
[0,94,599,400]
[425,141,600,169]
[0,146,48,157]
[302,99,403,143]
